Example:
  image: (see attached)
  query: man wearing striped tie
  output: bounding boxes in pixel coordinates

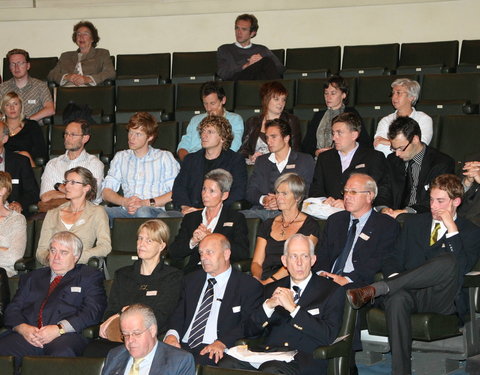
[219,233,345,375]
[163,233,263,366]
[347,174,480,375]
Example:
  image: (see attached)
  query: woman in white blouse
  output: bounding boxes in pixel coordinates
[0,171,26,277]
[374,78,433,157]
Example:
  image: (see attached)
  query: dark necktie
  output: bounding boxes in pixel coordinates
[332,219,359,275]
[188,278,217,348]
[37,275,63,328]
[292,285,301,304]
[402,160,415,207]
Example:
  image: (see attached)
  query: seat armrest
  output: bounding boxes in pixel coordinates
[463,272,480,288]
[232,259,252,273]
[165,202,175,211]
[82,324,100,339]
[14,257,35,272]
[313,338,351,360]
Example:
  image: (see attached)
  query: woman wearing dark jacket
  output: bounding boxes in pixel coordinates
[302,75,370,157]
[240,81,301,163]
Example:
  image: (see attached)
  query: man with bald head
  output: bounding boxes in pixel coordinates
[102,304,195,375]
[164,233,263,366]
[220,234,344,375]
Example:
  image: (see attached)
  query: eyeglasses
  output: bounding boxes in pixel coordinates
[342,189,371,196]
[127,130,147,138]
[9,62,27,68]
[390,140,411,153]
[121,327,149,341]
[63,180,87,186]
[63,132,84,138]
[76,32,92,37]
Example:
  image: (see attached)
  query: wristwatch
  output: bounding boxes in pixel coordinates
[54,182,61,191]
[57,324,65,335]
[149,198,156,207]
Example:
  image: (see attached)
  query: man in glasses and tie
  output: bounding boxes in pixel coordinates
[163,233,263,366]
[376,116,454,219]
[102,304,195,375]
[219,233,344,375]
[0,231,106,369]
[347,174,480,375]
[39,119,104,211]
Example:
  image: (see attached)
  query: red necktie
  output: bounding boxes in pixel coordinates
[37,276,63,328]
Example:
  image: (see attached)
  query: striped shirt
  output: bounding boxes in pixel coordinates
[405,144,426,208]
[102,146,180,200]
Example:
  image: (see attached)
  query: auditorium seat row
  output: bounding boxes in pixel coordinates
[3,39,480,84]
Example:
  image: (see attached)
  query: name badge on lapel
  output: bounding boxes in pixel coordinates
[355,163,366,169]
[146,290,158,296]
[232,306,241,313]
[286,164,296,169]
[71,287,82,293]
[308,308,320,316]
[359,233,370,241]
[223,222,233,227]
[12,179,19,184]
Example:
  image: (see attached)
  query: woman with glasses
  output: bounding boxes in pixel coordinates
[83,219,182,356]
[36,166,111,265]
[1,91,47,167]
[0,171,27,277]
[373,78,433,157]
[251,173,320,285]
[47,20,115,87]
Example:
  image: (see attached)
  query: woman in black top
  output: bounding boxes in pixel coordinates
[2,91,47,166]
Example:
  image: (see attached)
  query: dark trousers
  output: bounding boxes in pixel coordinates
[181,342,218,366]
[219,353,300,375]
[232,57,281,80]
[383,253,458,375]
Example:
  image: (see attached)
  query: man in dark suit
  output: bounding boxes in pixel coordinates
[0,121,39,215]
[347,174,480,375]
[458,153,480,227]
[309,112,387,209]
[245,118,314,220]
[164,233,263,365]
[376,116,455,218]
[219,233,344,375]
[0,231,107,365]
[170,169,249,274]
[102,304,195,375]
[314,173,400,287]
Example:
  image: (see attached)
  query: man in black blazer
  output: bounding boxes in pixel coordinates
[0,121,39,215]
[314,173,400,288]
[219,233,344,375]
[347,174,480,375]
[170,168,250,273]
[164,233,263,366]
[375,116,454,218]
[102,304,195,375]
[245,118,314,220]
[309,112,387,209]
[0,231,107,367]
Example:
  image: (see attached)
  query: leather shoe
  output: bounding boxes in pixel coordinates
[347,286,376,309]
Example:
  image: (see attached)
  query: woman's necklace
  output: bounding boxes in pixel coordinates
[280,211,301,237]
[68,204,86,213]
[8,124,23,136]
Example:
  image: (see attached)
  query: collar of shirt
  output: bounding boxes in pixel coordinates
[63,148,88,162]
[290,272,312,298]
[268,147,291,173]
[351,208,373,231]
[124,341,158,375]
[201,205,223,233]
[431,214,457,240]
[208,265,232,288]
[408,143,426,168]
[235,42,253,49]
[131,145,154,160]
[338,142,359,172]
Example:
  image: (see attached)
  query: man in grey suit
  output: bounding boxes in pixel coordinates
[102,304,195,375]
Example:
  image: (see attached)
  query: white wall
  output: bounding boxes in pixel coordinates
[0,0,476,59]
